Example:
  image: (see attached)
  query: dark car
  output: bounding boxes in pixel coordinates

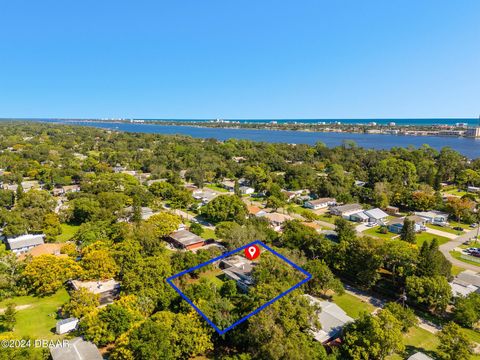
[453,226,464,231]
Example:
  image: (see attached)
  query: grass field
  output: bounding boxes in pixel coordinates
[0,289,70,339]
[332,292,375,319]
[362,227,398,240]
[416,232,450,247]
[388,326,440,360]
[450,251,480,268]
[55,223,80,242]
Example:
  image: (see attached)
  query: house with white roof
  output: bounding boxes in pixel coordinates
[363,208,389,224]
[304,295,353,343]
[50,337,102,360]
[304,198,336,210]
[330,204,363,218]
[414,211,449,225]
[258,212,294,231]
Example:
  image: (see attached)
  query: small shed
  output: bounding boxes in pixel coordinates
[56,317,79,334]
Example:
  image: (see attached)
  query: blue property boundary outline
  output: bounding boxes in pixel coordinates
[166,240,312,335]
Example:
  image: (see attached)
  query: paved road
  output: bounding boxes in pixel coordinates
[439,228,480,272]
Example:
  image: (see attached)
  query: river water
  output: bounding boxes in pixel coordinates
[44,120,480,159]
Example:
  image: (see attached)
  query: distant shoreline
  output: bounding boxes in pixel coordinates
[23,118,479,139]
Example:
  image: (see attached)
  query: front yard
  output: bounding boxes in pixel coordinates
[332,292,375,319]
[362,227,398,240]
[416,232,450,247]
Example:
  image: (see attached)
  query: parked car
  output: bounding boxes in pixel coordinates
[470,223,478,228]
[453,226,464,231]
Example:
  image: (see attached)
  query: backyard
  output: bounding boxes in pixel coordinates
[55,223,80,242]
[0,289,70,339]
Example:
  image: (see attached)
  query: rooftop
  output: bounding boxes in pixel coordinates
[170,229,205,247]
[305,295,353,343]
[364,208,389,220]
[331,203,363,212]
[5,234,45,250]
[71,279,120,295]
[50,337,102,360]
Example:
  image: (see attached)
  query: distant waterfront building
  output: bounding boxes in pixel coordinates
[465,127,480,138]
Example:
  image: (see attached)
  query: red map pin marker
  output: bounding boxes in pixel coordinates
[245,244,260,260]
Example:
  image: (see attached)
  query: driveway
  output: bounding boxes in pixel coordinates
[439,228,480,272]
[425,227,458,240]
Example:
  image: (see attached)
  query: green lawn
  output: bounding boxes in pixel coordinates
[201,227,217,240]
[332,292,375,319]
[388,326,440,360]
[55,223,80,242]
[316,213,338,224]
[0,288,70,339]
[450,251,480,268]
[449,220,473,230]
[416,232,450,247]
[426,223,463,236]
[362,227,398,240]
[205,184,229,193]
[443,188,468,197]
[202,269,225,288]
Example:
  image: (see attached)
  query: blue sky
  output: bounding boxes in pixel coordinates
[0,1,479,119]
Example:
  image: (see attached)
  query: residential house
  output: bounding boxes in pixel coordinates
[2,183,18,192]
[239,186,255,195]
[52,187,65,196]
[414,211,449,225]
[63,185,81,193]
[21,180,40,191]
[168,229,205,250]
[3,234,45,255]
[384,206,400,215]
[349,211,369,222]
[247,205,266,217]
[50,337,102,360]
[220,179,235,192]
[330,204,363,218]
[407,352,434,360]
[220,255,256,292]
[388,216,426,234]
[354,180,366,187]
[258,212,294,231]
[232,156,246,163]
[18,243,67,260]
[56,318,79,334]
[363,208,389,224]
[304,295,353,343]
[456,270,480,288]
[450,278,479,297]
[71,279,120,305]
[304,198,336,210]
